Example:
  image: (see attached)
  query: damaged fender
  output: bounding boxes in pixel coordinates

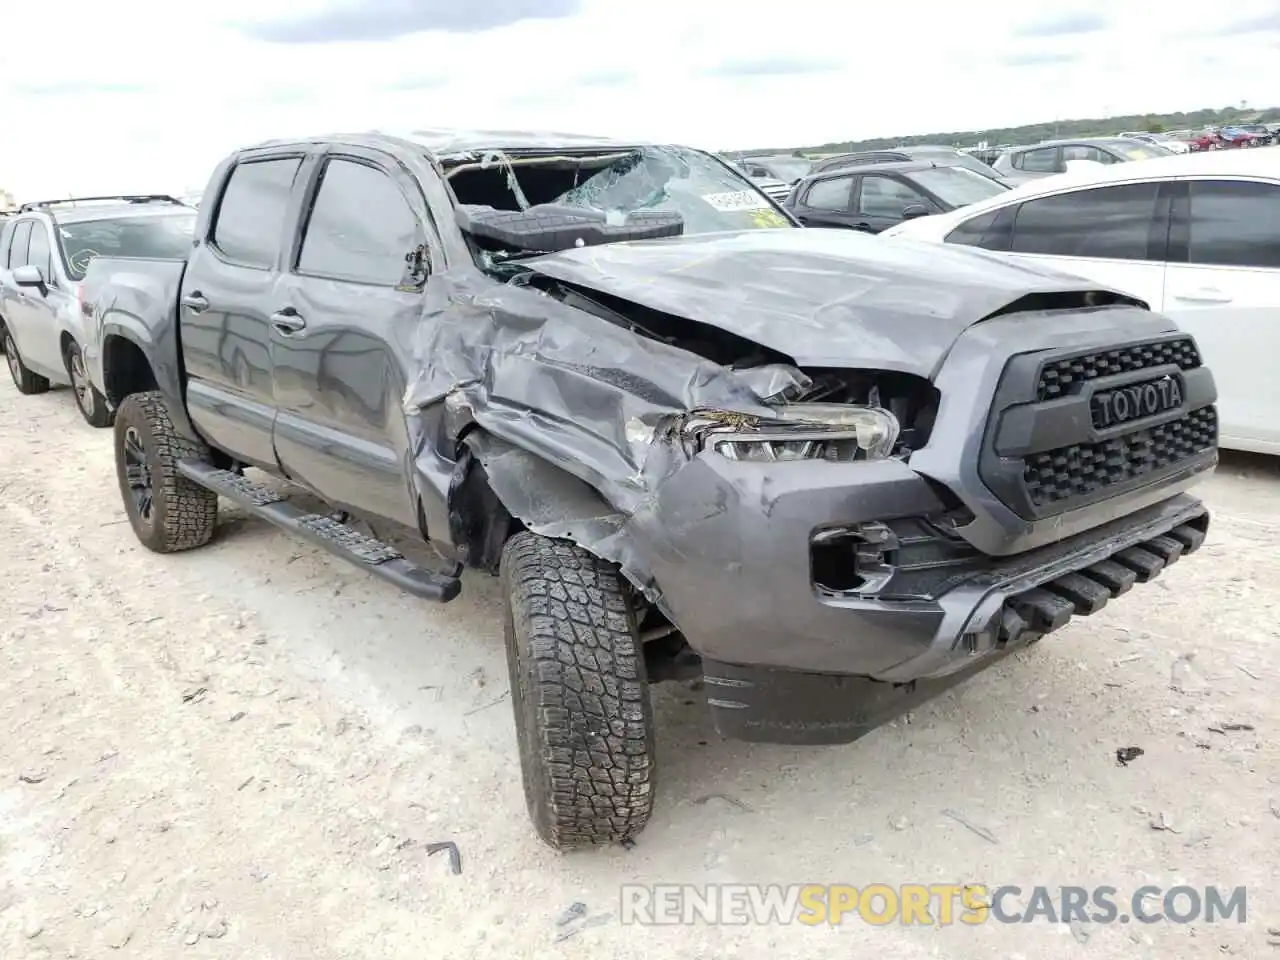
[459,431,659,599]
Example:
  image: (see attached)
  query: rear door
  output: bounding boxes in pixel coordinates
[1162,177,1280,453]
[179,152,310,469]
[853,174,939,233]
[268,147,434,528]
[790,174,857,227]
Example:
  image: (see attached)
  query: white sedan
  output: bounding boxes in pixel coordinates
[882,148,1280,456]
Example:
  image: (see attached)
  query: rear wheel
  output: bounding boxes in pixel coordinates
[501,531,657,849]
[3,327,51,396]
[113,390,217,553]
[65,340,113,427]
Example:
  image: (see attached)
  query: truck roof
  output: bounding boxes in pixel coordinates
[242,128,650,161]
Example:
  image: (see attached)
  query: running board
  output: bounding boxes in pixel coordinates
[177,461,461,603]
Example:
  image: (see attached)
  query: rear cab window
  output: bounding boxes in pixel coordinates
[211,157,304,268]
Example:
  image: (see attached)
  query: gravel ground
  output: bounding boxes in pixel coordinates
[1,379,1277,959]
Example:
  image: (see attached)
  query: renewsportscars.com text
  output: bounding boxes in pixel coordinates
[619,883,1247,927]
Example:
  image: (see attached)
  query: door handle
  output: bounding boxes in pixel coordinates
[270,308,307,334]
[1171,287,1232,304]
[181,292,209,313]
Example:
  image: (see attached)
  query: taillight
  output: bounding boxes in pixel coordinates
[77,283,90,317]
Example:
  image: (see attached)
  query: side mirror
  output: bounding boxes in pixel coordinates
[901,204,931,220]
[12,264,46,293]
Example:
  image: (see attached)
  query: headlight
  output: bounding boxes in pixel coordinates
[698,403,900,462]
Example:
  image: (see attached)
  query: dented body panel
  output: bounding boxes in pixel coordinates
[89,130,1218,745]
[521,229,1146,376]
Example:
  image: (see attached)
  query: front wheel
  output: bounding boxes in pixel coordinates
[65,340,113,427]
[501,531,657,849]
[113,390,218,553]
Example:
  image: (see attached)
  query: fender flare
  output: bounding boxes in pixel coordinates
[99,321,197,440]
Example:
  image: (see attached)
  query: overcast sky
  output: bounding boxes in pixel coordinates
[3,0,1280,199]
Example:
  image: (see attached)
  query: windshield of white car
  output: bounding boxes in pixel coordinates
[910,166,1009,206]
[59,213,197,280]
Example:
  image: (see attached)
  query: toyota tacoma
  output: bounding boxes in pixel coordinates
[82,130,1217,849]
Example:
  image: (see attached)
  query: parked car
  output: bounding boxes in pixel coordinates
[1231,124,1273,146]
[813,145,1013,185]
[737,154,813,186]
[993,138,1173,184]
[881,148,1279,454]
[1122,132,1192,154]
[0,195,195,425]
[1188,130,1223,152]
[1219,126,1264,148]
[786,159,1009,232]
[85,129,1214,850]
[747,174,793,204]
[963,146,1007,166]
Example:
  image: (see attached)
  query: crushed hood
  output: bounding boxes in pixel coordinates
[525,228,1140,378]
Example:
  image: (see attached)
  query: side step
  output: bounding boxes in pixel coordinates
[177,461,461,603]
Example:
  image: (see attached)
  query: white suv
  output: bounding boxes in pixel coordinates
[882,149,1280,455]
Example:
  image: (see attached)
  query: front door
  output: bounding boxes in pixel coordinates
[21,222,74,375]
[1162,177,1280,453]
[269,149,431,528]
[180,153,308,470]
[853,174,938,234]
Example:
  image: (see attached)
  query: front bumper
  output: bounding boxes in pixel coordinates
[633,451,1209,744]
[639,447,1209,671]
[699,502,1207,745]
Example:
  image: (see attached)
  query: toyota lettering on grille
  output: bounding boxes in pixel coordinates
[1092,375,1184,430]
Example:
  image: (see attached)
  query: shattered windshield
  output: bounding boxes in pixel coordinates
[553,147,793,234]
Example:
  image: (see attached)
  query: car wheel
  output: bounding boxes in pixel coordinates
[2,327,52,396]
[113,390,218,553]
[64,340,113,427]
[500,531,657,849]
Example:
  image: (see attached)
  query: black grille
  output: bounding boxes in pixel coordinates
[1023,406,1217,508]
[1037,338,1201,401]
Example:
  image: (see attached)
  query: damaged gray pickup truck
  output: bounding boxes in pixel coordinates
[83,129,1218,850]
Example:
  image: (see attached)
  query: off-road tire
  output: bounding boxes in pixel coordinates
[2,327,51,395]
[113,390,217,553]
[64,340,113,427]
[501,531,657,849]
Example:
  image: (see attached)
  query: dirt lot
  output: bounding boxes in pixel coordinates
[0,379,1277,960]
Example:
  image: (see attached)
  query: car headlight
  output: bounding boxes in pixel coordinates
[695,404,900,462]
